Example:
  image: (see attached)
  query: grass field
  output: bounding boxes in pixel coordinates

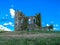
[0,30,60,45]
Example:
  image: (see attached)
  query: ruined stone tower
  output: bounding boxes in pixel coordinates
[15,11,42,31]
[15,11,25,31]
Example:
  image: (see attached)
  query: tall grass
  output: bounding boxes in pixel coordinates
[0,37,60,45]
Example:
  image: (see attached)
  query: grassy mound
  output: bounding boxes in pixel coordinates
[0,30,60,45]
[0,37,60,45]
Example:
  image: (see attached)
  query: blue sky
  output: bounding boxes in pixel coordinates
[0,0,60,31]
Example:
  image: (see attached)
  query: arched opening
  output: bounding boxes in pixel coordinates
[34,18,36,24]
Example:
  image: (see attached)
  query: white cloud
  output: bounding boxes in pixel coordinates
[53,28,59,30]
[0,25,12,31]
[8,22,14,26]
[53,28,57,30]
[9,8,15,18]
[46,24,49,26]
[9,22,12,25]
[3,23,8,26]
[54,24,59,27]
[3,22,14,26]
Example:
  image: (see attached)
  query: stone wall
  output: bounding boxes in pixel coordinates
[15,11,42,31]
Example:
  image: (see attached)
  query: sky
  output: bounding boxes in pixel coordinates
[0,0,60,31]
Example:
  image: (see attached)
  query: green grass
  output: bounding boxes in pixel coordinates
[0,30,60,45]
[0,31,6,33]
[0,37,60,45]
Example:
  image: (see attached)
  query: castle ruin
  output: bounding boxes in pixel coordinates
[15,11,42,31]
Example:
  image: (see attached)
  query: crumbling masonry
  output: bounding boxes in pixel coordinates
[15,11,42,31]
